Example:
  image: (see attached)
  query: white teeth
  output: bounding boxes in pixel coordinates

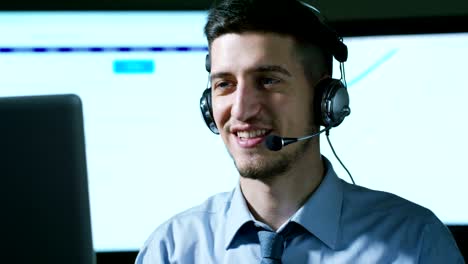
[237,129,267,139]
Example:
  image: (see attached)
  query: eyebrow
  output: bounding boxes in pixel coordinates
[210,64,292,81]
[210,72,231,81]
[253,65,292,77]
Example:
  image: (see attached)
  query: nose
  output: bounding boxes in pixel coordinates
[231,80,262,122]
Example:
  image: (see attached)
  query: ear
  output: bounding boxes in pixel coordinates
[313,73,331,88]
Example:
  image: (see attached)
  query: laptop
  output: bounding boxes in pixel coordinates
[0,94,96,264]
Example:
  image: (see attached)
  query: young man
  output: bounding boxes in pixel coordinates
[136,0,464,263]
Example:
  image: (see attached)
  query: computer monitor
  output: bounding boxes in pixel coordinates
[0,11,466,253]
[0,94,95,264]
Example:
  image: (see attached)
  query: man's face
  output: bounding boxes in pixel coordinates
[210,32,319,180]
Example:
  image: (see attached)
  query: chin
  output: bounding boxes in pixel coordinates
[234,154,292,180]
[233,137,315,180]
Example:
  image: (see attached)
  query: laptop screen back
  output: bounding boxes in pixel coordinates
[0,94,95,264]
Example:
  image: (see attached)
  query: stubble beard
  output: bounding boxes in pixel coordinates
[234,136,314,181]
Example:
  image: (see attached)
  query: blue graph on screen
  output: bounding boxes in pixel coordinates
[347,49,398,87]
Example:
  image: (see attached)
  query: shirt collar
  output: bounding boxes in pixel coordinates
[224,184,255,249]
[290,156,343,249]
[224,156,343,250]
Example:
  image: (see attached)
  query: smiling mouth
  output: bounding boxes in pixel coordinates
[236,129,271,140]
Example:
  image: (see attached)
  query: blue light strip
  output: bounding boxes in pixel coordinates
[0,46,208,53]
[348,49,398,87]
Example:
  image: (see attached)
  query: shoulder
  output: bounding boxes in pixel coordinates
[339,180,439,244]
[339,180,463,261]
[146,190,232,243]
[341,180,434,221]
[135,190,233,263]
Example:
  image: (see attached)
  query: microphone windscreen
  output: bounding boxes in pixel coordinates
[265,135,283,151]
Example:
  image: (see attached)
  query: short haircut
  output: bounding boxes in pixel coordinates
[204,0,337,77]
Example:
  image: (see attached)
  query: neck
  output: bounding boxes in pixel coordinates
[240,150,324,231]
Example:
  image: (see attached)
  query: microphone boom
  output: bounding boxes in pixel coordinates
[264,127,331,151]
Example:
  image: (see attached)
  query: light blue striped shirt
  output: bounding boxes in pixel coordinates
[136,157,464,263]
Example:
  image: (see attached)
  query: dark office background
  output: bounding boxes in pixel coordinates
[2,0,468,35]
[1,0,467,263]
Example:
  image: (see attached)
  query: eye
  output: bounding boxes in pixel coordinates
[213,80,235,94]
[259,77,281,88]
[216,81,232,89]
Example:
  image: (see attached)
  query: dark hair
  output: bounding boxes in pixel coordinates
[204,0,342,76]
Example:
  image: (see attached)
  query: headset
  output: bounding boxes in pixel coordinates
[199,2,350,135]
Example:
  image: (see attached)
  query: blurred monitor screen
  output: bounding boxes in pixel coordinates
[0,11,466,252]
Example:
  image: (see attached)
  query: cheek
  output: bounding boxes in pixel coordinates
[212,96,231,131]
[300,95,315,128]
[281,93,314,132]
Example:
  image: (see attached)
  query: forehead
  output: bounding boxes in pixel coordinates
[209,32,299,74]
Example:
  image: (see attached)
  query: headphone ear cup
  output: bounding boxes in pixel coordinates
[205,54,211,72]
[200,88,219,134]
[314,78,350,128]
